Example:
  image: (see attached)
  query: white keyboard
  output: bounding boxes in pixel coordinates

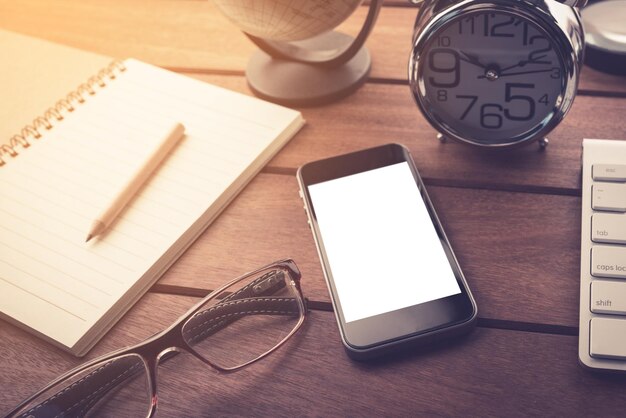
[580,139,626,371]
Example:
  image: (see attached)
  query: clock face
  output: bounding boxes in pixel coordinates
[417,10,565,146]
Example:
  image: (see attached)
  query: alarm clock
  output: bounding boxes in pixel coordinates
[408,0,585,148]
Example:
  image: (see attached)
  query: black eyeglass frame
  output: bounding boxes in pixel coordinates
[6,259,307,418]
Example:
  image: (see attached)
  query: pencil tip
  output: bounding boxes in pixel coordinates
[86,234,93,243]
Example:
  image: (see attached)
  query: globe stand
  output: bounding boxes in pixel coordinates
[244,0,382,107]
[246,32,371,107]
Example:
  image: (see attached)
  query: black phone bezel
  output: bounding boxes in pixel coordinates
[297,143,477,359]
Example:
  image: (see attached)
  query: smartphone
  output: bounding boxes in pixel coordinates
[297,143,477,360]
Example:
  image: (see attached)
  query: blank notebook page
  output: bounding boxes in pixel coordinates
[0,58,303,353]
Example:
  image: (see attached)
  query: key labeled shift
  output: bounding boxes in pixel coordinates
[591,280,626,315]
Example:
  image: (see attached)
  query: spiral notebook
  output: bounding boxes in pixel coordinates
[0,29,304,356]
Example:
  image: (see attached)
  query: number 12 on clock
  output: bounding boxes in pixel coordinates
[409,0,584,148]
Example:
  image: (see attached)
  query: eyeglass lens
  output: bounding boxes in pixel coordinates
[11,353,151,418]
[182,266,304,370]
[9,265,303,418]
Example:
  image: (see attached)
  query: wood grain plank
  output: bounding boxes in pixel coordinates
[0,0,623,94]
[182,74,624,192]
[428,186,581,329]
[269,83,624,192]
[0,292,197,414]
[271,85,626,190]
[3,306,626,417]
[156,172,582,328]
[152,313,626,417]
[157,173,327,300]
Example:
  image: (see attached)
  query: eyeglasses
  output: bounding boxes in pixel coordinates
[6,259,307,418]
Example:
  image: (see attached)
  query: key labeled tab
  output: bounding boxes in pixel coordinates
[592,246,626,279]
[593,164,626,182]
[591,281,626,315]
[590,318,626,359]
[592,213,626,244]
[592,183,626,212]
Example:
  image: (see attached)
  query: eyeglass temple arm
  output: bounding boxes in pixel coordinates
[183,269,300,343]
[14,272,301,418]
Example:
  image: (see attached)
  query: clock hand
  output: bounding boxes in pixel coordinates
[499,55,549,73]
[458,51,488,69]
[477,68,553,79]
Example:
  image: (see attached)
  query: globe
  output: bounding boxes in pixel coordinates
[213,0,363,42]
[212,0,382,106]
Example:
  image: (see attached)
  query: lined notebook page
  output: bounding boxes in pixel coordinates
[0,59,304,354]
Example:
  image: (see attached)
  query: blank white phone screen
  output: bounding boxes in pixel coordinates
[308,162,461,323]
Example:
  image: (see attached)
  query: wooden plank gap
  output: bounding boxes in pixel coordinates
[366,0,419,7]
[165,67,246,77]
[149,285,580,338]
[262,166,297,176]
[478,317,579,336]
[151,283,211,298]
[306,299,334,311]
[259,167,582,197]
[423,177,582,197]
[368,77,409,86]
[578,89,626,99]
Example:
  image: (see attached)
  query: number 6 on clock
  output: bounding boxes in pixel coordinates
[409,0,585,148]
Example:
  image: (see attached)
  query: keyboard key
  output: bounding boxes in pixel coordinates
[581,139,626,371]
[592,246,626,278]
[593,164,626,182]
[590,318,626,359]
[592,213,626,244]
[591,281,626,314]
[592,183,626,212]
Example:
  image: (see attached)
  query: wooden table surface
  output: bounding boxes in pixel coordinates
[2,0,626,416]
